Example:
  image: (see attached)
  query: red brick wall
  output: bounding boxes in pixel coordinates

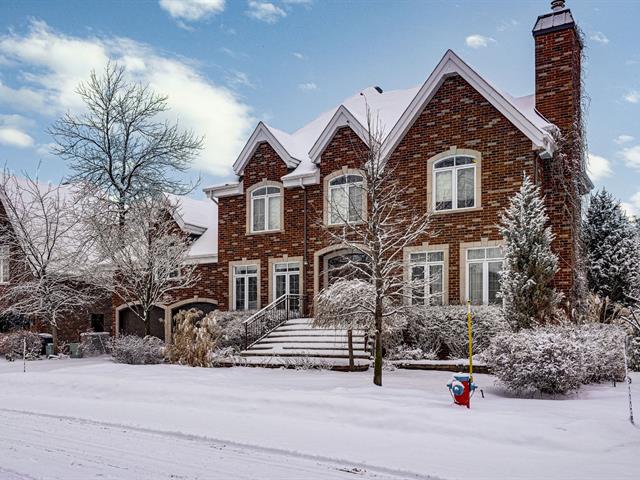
[534,22,583,302]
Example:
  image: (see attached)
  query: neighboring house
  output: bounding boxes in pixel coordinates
[113,195,223,341]
[114,2,589,342]
[0,180,112,343]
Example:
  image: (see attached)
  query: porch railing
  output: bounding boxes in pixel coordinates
[243,294,302,350]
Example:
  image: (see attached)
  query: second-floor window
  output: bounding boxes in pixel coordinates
[0,245,9,284]
[433,155,476,211]
[251,186,281,232]
[328,174,364,224]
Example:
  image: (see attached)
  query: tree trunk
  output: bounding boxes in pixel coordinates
[347,328,354,372]
[373,310,383,386]
[144,309,151,336]
[51,324,59,355]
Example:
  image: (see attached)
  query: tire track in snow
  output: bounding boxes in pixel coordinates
[0,408,442,480]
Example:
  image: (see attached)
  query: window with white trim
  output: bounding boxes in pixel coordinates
[409,251,444,305]
[433,156,476,211]
[328,174,364,224]
[233,265,258,310]
[466,247,503,305]
[251,186,281,232]
[273,262,300,310]
[0,245,8,284]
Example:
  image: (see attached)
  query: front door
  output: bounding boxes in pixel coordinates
[274,262,300,310]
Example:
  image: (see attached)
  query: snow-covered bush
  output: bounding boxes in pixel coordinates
[403,305,508,359]
[567,323,626,383]
[214,310,254,350]
[111,335,165,365]
[627,337,640,372]
[487,323,627,395]
[79,332,111,357]
[0,331,42,360]
[386,345,437,361]
[487,328,584,395]
[167,308,223,367]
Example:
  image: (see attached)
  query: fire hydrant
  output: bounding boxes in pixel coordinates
[447,372,477,408]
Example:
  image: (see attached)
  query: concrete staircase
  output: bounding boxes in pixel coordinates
[240,318,372,370]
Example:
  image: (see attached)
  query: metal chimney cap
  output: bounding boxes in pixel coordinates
[551,0,566,11]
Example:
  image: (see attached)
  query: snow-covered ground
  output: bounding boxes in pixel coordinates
[0,358,638,480]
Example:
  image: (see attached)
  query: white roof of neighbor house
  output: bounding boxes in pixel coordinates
[220,50,557,192]
[166,194,218,261]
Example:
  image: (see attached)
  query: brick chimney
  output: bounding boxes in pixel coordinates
[533,0,582,135]
[533,1,585,310]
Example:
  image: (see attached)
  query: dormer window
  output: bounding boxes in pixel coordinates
[433,156,476,211]
[251,185,281,232]
[328,174,364,224]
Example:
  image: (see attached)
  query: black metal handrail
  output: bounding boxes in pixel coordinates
[243,294,302,350]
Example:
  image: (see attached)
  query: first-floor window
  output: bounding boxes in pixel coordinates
[0,245,9,284]
[409,251,444,305]
[466,247,503,305]
[234,265,258,310]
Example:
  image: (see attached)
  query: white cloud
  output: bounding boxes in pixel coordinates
[246,1,287,23]
[614,134,634,144]
[587,153,613,181]
[0,20,253,176]
[496,19,518,32]
[465,34,496,49]
[624,90,640,103]
[226,70,254,89]
[589,31,609,44]
[298,82,317,91]
[621,192,640,218]
[292,52,305,60]
[159,0,225,22]
[621,145,640,169]
[0,127,34,148]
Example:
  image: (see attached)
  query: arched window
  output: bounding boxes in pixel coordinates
[328,174,364,224]
[251,185,281,232]
[433,155,477,211]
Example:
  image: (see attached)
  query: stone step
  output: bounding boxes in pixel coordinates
[254,337,367,345]
[241,349,370,359]
[253,342,369,351]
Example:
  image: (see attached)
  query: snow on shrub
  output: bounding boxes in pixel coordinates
[488,328,584,395]
[167,308,223,367]
[403,305,508,359]
[627,337,640,372]
[0,331,43,359]
[111,335,165,365]
[487,323,627,395]
[214,310,254,350]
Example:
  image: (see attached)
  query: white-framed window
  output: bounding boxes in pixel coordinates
[409,251,444,305]
[466,247,503,305]
[251,186,281,232]
[328,174,364,224]
[433,155,476,211]
[273,262,301,310]
[0,245,9,284]
[233,265,259,310]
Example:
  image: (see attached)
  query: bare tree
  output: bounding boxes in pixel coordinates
[316,112,434,386]
[49,62,203,231]
[0,172,105,351]
[89,195,199,337]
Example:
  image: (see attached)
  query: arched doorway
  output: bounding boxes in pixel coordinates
[169,300,218,332]
[323,250,371,288]
[118,305,166,340]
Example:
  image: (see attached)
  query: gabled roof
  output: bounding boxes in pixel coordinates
[220,49,557,191]
[380,50,556,160]
[165,194,218,263]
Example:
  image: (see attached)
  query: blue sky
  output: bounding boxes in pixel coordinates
[0,0,639,213]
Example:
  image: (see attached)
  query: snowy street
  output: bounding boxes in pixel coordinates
[0,358,639,480]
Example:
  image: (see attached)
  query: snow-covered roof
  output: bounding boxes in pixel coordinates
[166,194,218,263]
[221,50,557,191]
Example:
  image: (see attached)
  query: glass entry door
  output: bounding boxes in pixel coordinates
[274,262,300,310]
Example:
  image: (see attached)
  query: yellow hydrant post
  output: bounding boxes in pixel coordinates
[467,300,473,384]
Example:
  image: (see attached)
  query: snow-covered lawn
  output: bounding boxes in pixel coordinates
[0,358,638,480]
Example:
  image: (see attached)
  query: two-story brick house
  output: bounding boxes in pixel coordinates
[112,1,589,342]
